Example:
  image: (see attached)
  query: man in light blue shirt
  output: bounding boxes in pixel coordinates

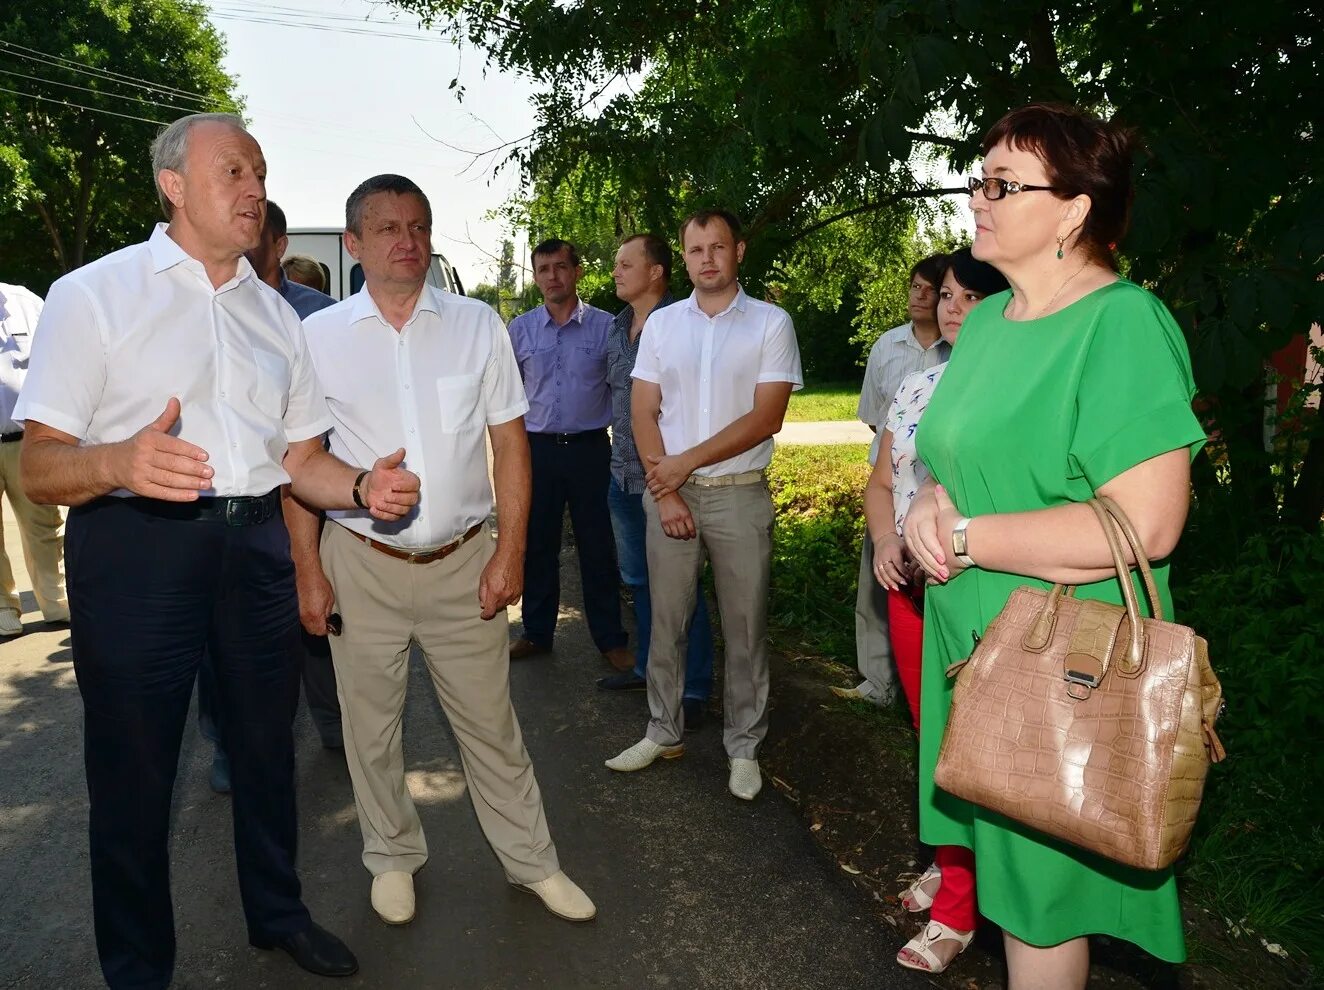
[506,239,629,669]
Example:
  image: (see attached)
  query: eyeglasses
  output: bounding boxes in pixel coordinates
[966,176,1062,201]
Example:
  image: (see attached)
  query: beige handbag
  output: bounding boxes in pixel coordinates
[933,497,1226,870]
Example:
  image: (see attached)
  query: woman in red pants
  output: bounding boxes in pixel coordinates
[862,248,1007,974]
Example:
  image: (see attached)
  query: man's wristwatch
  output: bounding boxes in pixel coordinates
[951,516,976,568]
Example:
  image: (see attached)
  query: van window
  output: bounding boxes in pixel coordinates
[317,262,331,295]
[350,264,365,295]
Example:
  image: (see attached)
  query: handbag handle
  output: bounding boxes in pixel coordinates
[1095,495,1164,622]
[1084,500,1147,676]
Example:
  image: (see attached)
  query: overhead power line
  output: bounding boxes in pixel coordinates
[0,83,167,125]
[0,39,229,107]
[0,66,203,116]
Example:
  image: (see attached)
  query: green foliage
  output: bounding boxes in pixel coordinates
[1171,527,1324,962]
[784,383,861,423]
[766,444,871,663]
[0,0,239,290]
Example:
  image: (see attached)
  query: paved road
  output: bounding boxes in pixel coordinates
[0,510,922,990]
[776,420,873,445]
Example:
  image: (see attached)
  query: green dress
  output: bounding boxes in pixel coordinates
[915,280,1206,962]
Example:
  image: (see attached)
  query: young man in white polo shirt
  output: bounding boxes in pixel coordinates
[286,175,594,928]
[605,209,803,800]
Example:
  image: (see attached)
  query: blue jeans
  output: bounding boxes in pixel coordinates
[607,476,714,701]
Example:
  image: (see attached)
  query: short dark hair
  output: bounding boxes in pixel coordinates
[945,247,1009,296]
[264,199,287,240]
[345,174,432,236]
[909,253,948,289]
[679,209,743,247]
[531,238,579,267]
[982,102,1138,270]
[620,233,672,281]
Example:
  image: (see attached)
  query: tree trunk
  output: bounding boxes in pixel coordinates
[1284,425,1324,529]
[71,152,95,270]
[31,199,67,273]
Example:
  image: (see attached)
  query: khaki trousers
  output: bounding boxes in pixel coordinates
[320,521,558,883]
[0,440,67,619]
[853,536,896,702]
[643,481,773,759]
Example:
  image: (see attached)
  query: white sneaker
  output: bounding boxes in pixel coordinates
[728,758,762,800]
[0,609,22,637]
[512,870,596,921]
[370,871,415,925]
[604,737,684,772]
[829,683,892,707]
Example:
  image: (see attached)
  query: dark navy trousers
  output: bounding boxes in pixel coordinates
[66,497,310,989]
[521,429,627,652]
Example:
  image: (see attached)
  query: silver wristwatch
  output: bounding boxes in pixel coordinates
[951,516,976,568]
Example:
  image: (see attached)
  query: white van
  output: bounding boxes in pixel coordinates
[283,228,465,300]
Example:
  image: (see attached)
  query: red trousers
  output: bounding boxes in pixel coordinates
[887,588,979,932]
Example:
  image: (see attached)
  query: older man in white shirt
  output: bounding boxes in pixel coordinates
[605,209,803,802]
[0,282,68,635]
[287,174,594,929]
[14,113,420,988]
[835,254,949,706]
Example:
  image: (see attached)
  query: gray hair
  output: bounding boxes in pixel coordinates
[345,174,431,236]
[150,112,248,219]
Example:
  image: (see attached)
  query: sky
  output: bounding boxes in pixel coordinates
[205,0,540,290]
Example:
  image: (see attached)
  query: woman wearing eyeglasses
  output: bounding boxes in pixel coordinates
[862,248,1008,974]
[903,104,1206,988]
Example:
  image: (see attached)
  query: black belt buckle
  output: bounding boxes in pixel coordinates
[555,433,571,445]
[223,494,272,527]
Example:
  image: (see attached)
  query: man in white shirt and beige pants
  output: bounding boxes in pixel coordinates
[287,174,594,929]
[606,209,803,801]
[0,282,68,635]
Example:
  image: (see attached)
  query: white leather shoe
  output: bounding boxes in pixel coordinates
[512,870,596,922]
[0,609,22,637]
[728,758,762,800]
[371,871,415,925]
[604,737,684,772]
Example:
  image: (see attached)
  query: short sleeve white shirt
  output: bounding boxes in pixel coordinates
[0,284,44,435]
[304,285,529,549]
[858,323,949,465]
[13,224,331,496]
[631,285,803,476]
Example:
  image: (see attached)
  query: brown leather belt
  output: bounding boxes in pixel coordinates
[346,522,484,564]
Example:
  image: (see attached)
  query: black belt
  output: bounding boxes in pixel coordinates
[114,489,281,526]
[528,428,607,445]
[0,431,22,444]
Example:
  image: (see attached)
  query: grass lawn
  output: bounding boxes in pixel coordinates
[784,381,862,422]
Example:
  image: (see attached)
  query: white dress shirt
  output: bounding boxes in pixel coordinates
[304,285,529,549]
[0,284,43,435]
[14,225,330,497]
[857,322,949,465]
[631,285,803,477]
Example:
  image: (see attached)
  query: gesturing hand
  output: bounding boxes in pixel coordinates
[363,448,421,521]
[658,491,697,540]
[644,453,694,500]
[114,397,212,500]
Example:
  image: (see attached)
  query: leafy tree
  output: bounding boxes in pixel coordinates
[395,0,1322,527]
[0,0,240,292]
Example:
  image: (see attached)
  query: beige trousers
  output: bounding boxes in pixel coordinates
[320,521,558,883]
[643,481,773,759]
[853,536,896,702]
[0,440,67,619]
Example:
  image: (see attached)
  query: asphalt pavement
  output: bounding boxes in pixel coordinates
[0,507,925,990]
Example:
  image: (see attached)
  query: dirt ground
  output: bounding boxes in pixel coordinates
[755,649,1312,990]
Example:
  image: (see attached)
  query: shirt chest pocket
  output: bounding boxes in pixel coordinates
[436,373,483,433]
[250,346,290,418]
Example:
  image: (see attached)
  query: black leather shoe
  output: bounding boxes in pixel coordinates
[251,923,358,977]
[597,670,647,691]
[683,698,706,733]
[509,637,551,660]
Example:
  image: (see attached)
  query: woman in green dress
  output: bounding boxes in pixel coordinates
[903,103,1207,989]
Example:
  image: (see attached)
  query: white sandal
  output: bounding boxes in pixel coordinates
[899,862,942,913]
[896,920,975,974]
